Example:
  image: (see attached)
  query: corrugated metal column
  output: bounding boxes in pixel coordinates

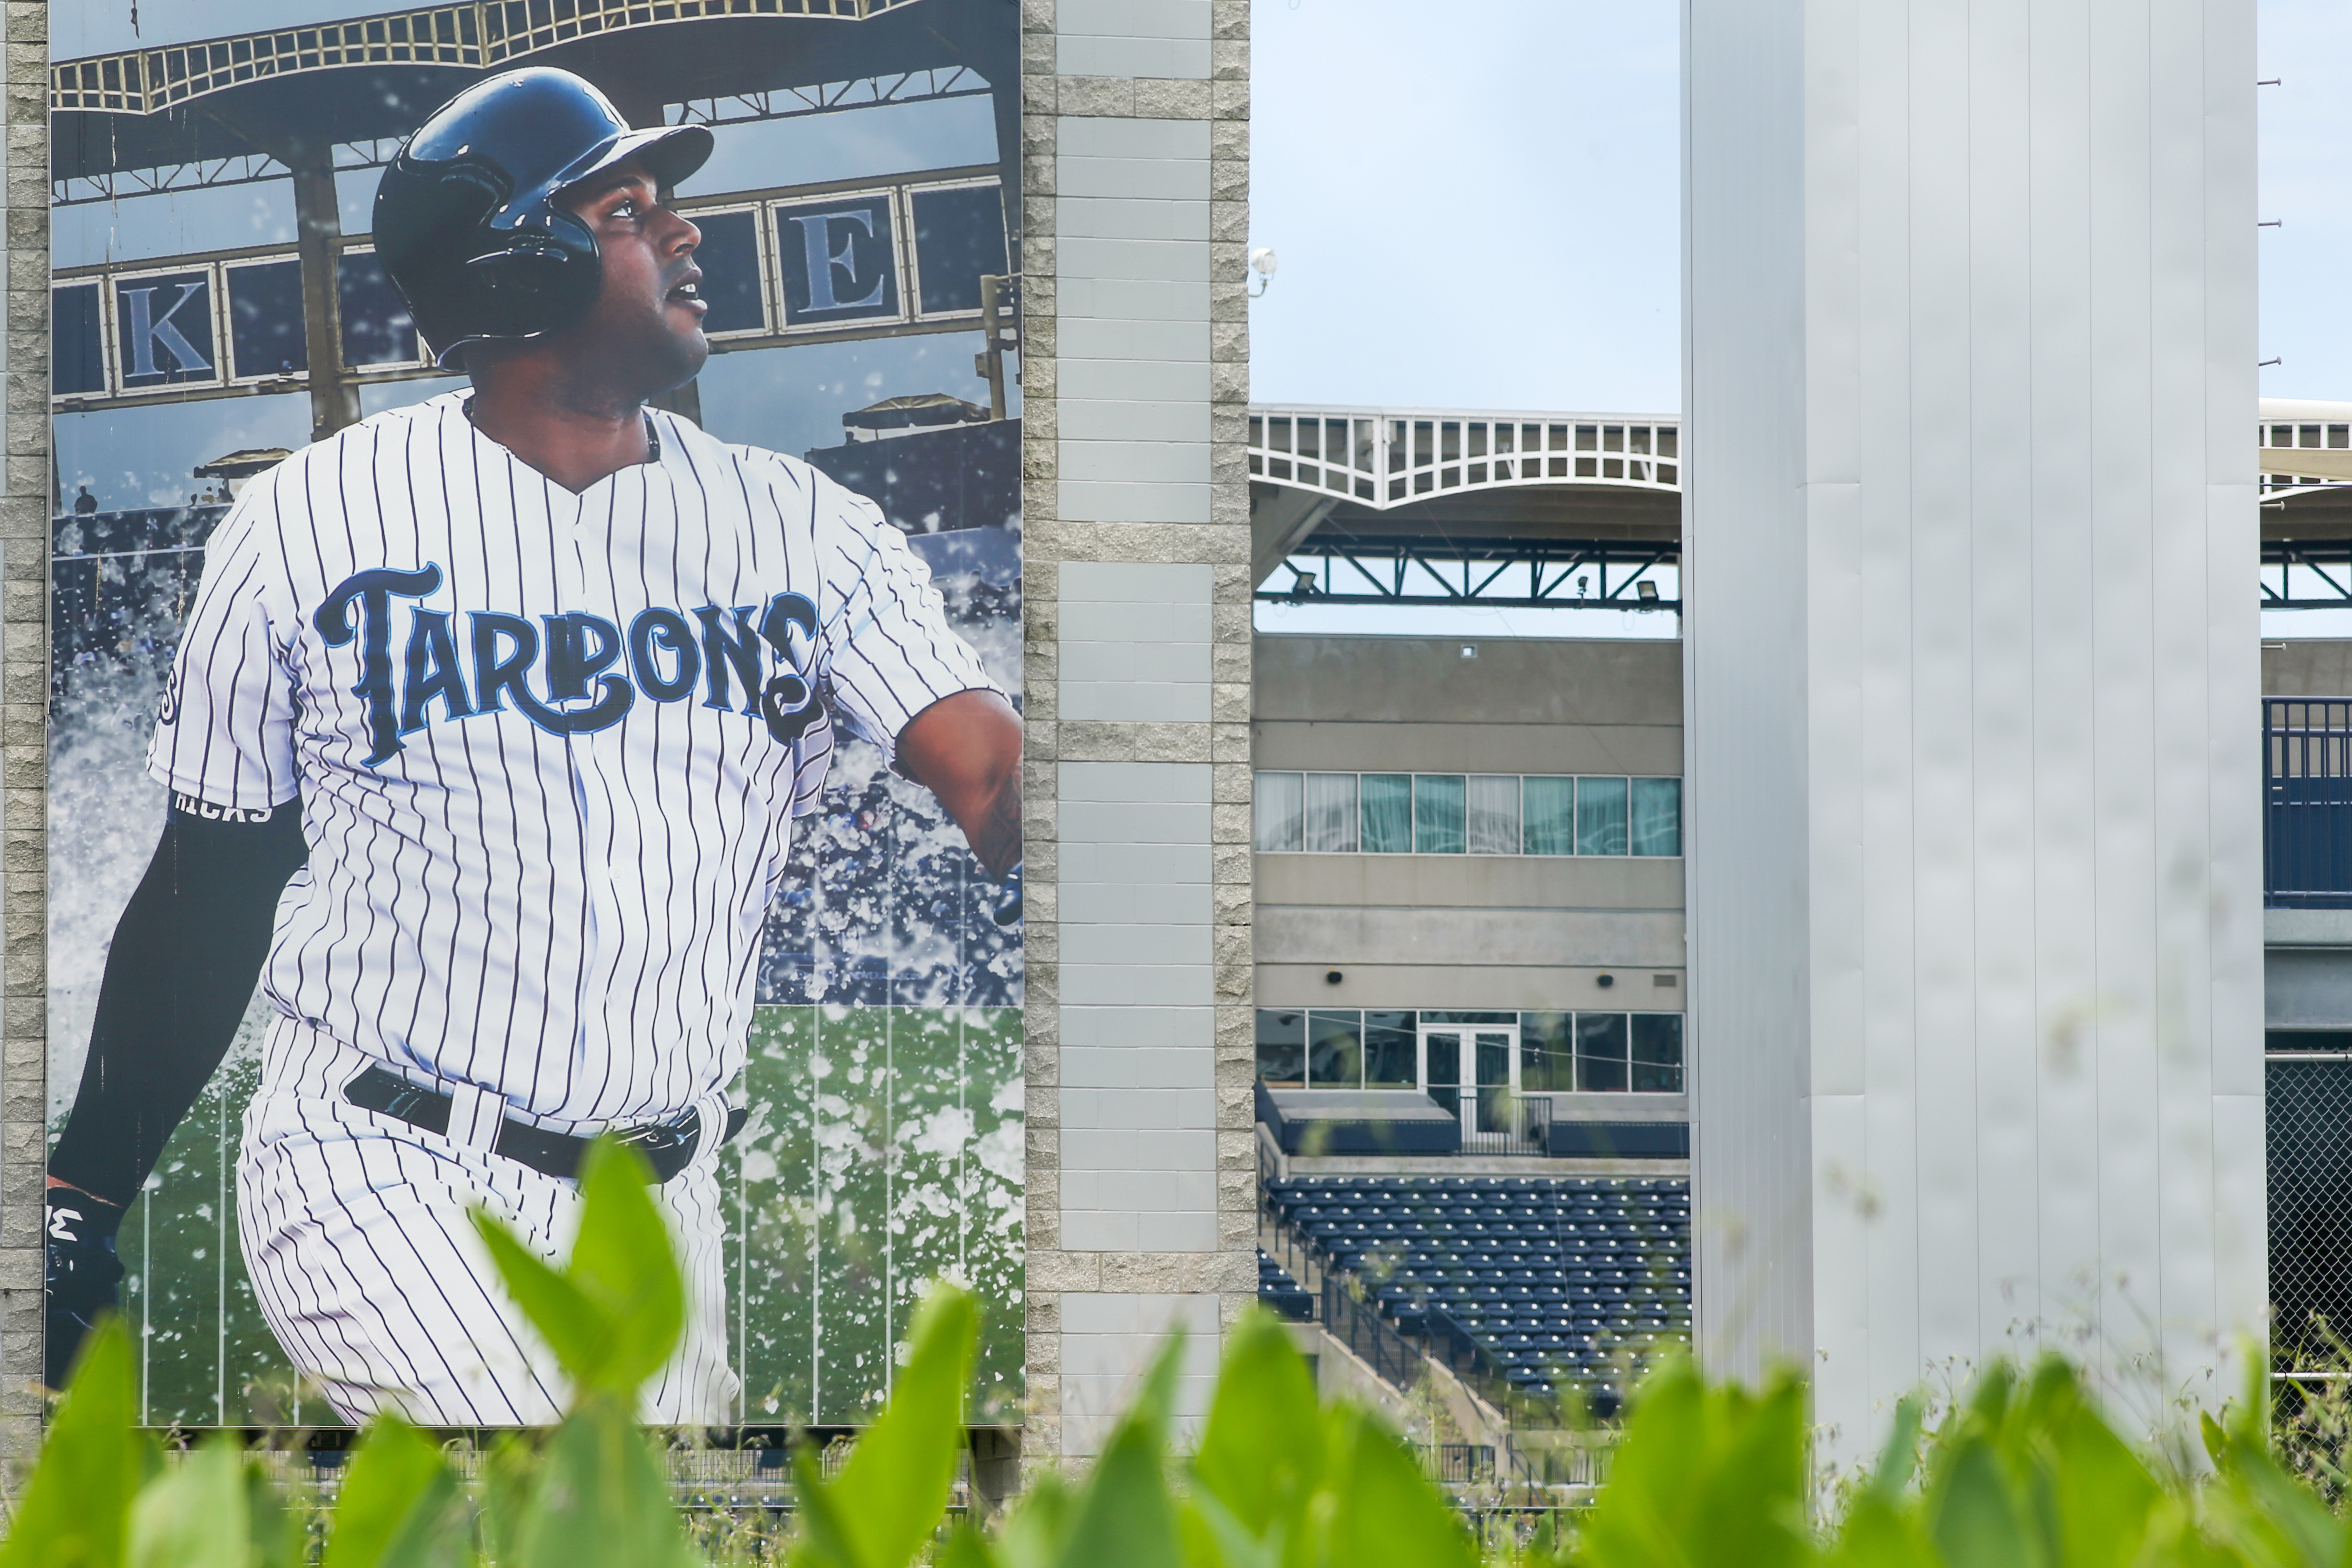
[1685,0,2265,1457]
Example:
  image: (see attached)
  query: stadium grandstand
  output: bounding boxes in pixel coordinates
[1246,397,2352,1470]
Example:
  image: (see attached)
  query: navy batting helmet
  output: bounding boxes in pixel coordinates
[373,68,713,368]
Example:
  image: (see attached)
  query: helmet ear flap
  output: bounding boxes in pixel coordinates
[456,210,600,343]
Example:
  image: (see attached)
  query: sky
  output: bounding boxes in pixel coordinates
[1246,0,2352,637]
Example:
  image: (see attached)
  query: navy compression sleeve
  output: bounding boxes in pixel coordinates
[47,800,305,1205]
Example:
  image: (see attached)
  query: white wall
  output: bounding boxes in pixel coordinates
[1685,0,2266,1459]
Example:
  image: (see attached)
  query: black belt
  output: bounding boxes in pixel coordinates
[344,1065,746,1184]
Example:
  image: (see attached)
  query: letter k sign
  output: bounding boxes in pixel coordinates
[121,280,212,380]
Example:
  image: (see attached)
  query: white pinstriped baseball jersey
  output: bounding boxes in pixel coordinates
[150,389,995,1130]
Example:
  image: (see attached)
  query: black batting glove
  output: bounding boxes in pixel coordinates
[45,1187,124,1392]
[993,862,1023,927]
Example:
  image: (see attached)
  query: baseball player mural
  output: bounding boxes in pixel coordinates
[45,50,1024,1425]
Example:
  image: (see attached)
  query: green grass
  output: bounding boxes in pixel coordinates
[62,1003,1025,1430]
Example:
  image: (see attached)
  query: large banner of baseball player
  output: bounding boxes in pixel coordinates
[48,0,1024,1428]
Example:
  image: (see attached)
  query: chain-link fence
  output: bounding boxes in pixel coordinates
[2270,1053,2352,1361]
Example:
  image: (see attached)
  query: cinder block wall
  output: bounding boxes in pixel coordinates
[1,0,43,1459]
[1020,0,1256,1461]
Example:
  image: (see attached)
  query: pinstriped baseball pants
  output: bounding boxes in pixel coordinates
[235,1020,739,1426]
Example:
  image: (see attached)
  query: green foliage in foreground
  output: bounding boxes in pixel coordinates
[2,1137,2342,1567]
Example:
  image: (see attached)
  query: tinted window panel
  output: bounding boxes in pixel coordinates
[1361,774,1412,852]
[1307,1010,1362,1089]
[1415,774,1465,854]
[1465,774,1519,854]
[775,195,899,326]
[226,260,306,378]
[54,284,105,394]
[1255,771,1303,850]
[1256,1008,1305,1085]
[1632,776,1682,857]
[1631,1013,1684,1092]
[337,252,418,368]
[116,271,216,388]
[1575,1012,1630,1092]
[909,184,1007,315]
[1524,777,1576,854]
[1364,1010,1416,1087]
[1304,773,1358,852]
[1520,1010,1574,1091]
[1577,776,1629,855]
[689,209,766,334]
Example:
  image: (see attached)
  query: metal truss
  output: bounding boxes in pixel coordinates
[52,0,930,118]
[2265,540,2352,610]
[1250,404,1682,511]
[674,66,990,128]
[54,70,984,205]
[1261,533,1682,613]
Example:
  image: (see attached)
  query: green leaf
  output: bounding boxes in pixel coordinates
[476,1433,539,1568]
[1864,1396,1922,1503]
[1926,1437,2034,1568]
[788,1441,867,1568]
[937,1527,1006,1568]
[1825,1492,1935,1568]
[509,1397,701,1568]
[128,1439,253,1568]
[0,1315,151,1568]
[1191,1310,1324,1541]
[322,1418,465,1568]
[1178,1490,1281,1568]
[472,1215,607,1385]
[1321,1413,1477,1568]
[1052,1337,1186,1568]
[1572,1360,1813,1568]
[2041,1400,2161,1568]
[471,1136,685,1398]
[826,1285,979,1568]
[992,1470,1076,1568]
[564,1137,689,1393]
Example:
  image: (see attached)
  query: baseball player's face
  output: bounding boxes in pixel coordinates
[559,159,708,398]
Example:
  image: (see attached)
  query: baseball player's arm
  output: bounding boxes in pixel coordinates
[48,801,306,1206]
[896,690,1023,877]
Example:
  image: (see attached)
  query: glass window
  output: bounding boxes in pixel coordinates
[1520,1011,1574,1091]
[1632,777,1681,857]
[1631,1013,1684,1092]
[1304,773,1359,853]
[1523,777,1576,855]
[1255,771,1303,851]
[1575,1012,1630,1092]
[1415,774,1465,854]
[1577,776,1629,856]
[1465,775,1520,855]
[1362,774,1413,853]
[1364,1010,1417,1087]
[1307,1010,1363,1088]
[1256,1009,1305,1085]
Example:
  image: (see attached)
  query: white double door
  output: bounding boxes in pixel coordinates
[1418,1023,1520,1139]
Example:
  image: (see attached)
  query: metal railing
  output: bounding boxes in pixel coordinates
[1460,1093,1553,1157]
[1422,1444,1496,1484]
[2267,699,2352,908]
[1323,1273,1425,1395]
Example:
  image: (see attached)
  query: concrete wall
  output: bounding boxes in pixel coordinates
[1252,635,1685,1013]
[2264,639,2352,696]
[1687,0,2264,1461]
[1021,0,1256,1463]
